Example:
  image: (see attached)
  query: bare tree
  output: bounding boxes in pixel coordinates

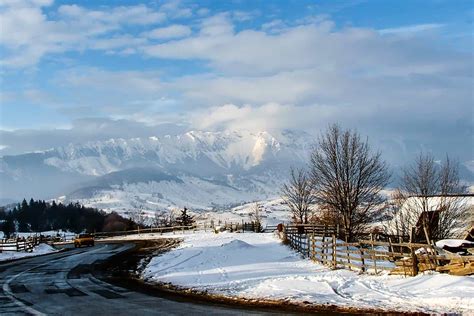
[390,153,469,240]
[281,168,316,224]
[153,211,165,227]
[249,202,262,231]
[310,124,390,241]
[129,208,146,227]
[153,209,176,227]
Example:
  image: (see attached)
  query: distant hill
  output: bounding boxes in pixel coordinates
[1,129,472,215]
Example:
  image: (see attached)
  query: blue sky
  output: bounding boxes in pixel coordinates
[0,0,472,163]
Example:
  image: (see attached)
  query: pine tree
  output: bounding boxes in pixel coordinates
[1,216,15,238]
[176,208,194,226]
[18,198,29,232]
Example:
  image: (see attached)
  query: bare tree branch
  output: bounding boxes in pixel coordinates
[388,153,469,240]
[309,124,390,240]
[281,167,316,224]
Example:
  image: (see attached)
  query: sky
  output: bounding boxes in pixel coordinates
[0,0,473,164]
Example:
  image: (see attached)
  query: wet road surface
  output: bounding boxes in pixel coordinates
[0,243,294,315]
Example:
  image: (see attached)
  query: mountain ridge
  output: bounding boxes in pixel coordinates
[1,129,472,213]
[0,130,312,209]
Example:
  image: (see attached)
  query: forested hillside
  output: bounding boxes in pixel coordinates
[0,199,135,237]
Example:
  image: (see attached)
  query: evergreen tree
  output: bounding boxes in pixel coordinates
[18,198,29,231]
[1,216,15,239]
[176,208,194,226]
[0,198,120,234]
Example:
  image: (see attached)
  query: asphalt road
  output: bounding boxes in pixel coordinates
[0,243,292,316]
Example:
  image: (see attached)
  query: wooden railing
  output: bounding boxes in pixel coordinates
[93,225,196,238]
[93,221,263,238]
[284,225,473,276]
[0,238,40,253]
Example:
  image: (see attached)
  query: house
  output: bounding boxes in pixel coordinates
[386,194,474,241]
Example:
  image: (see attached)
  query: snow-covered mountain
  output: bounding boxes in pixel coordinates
[4,129,471,214]
[0,130,312,212]
[42,130,309,176]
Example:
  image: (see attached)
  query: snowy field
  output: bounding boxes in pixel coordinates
[0,243,58,262]
[142,231,474,314]
[197,198,291,227]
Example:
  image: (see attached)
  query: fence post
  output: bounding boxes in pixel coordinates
[332,234,337,269]
[322,235,326,265]
[410,245,418,276]
[346,241,351,270]
[359,242,366,272]
[409,227,418,276]
[370,233,378,274]
[388,237,394,262]
[422,226,439,269]
[296,234,301,253]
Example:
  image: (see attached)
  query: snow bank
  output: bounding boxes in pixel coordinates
[143,232,474,314]
[436,239,474,248]
[0,243,58,262]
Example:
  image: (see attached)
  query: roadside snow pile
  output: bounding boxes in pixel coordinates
[142,232,474,314]
[0,243,58,262]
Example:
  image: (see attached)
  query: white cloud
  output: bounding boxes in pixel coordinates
[159,0,192,19]
[145,24,192,39]
[143,16,465,77]
[261,19,286,33]
[196,8,210,16]
[0,1,166,67]
[0,2,471,164]
[0,118,189,155]
[379,23,444,35]
[56,68,163,94]
[231,10,259,22]
[190,103,336,131]
[57,4,166,26]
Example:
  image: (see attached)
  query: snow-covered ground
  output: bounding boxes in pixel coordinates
[0,243,58,262]
[197,198,291,226]
[142,231,474,314]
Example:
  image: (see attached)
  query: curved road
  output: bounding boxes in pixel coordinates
[0,243,293,316]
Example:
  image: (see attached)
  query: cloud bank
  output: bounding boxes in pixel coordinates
[0,1,472,166]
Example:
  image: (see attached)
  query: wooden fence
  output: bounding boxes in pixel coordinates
[0,238,40,252]
[94,225,196,238]
[284,225,473,276]
[88,221,262,239]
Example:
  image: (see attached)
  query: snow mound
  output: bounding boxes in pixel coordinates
[0,242,58,262]
[221,239,255,250]
[33,243,57,254]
